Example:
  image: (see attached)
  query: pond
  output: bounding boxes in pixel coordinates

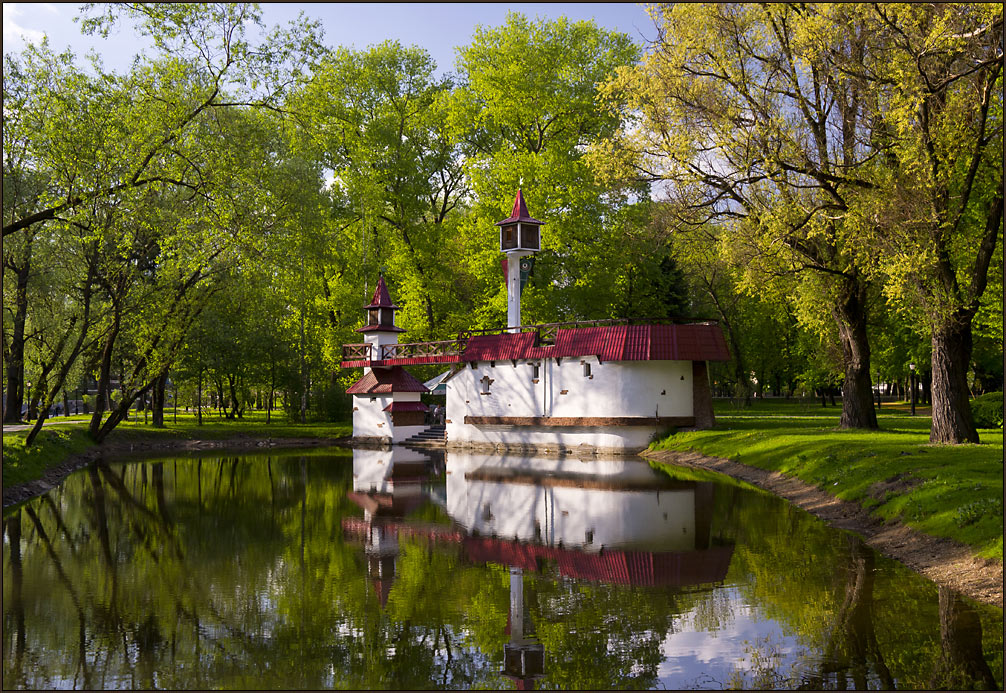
[2,446,1002,690]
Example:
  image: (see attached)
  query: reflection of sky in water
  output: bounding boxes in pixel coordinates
[658,587,806,689]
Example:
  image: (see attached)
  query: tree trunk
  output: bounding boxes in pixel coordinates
[226,373,240,419]
[831,277,878,429]
[930,316,979,444]
[151,369,168,428]
[3,239,31,423]
[196,368,203,426]
[89,312,121,440]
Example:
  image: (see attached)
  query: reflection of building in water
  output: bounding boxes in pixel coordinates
[346,448,442,606]
[449,453,717,551]
[344,450,733,610]
[504,567,545,689]
[343,450,733,689]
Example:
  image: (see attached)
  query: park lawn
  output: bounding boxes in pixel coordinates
[2,411,353,489]
[650,411,1004,561]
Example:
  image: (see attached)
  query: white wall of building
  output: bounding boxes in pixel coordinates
[354,395,393,439]
[445,359,694,451]
[445,452,697,552]
[352,391,426,443]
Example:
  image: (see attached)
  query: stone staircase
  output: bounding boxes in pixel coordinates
[402,424,446,447]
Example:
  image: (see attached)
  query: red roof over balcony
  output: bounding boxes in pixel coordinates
[346,367,429,394]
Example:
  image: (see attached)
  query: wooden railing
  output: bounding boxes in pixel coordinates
[341,343,373,361]
[342,340,464,363]
[378,340,464,360]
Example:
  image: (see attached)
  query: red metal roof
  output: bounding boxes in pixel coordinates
[341,322,730,368]
[462,331,537,361]
[346,367,429,394]
[364,276,398,309]
[382,401,429,412]
[458,324,729,363]
[495,189,543,226]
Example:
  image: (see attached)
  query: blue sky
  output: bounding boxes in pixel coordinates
[3,3,656,74]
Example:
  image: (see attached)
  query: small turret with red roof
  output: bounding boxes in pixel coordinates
[496,189,542,252]
[357,275,405,334]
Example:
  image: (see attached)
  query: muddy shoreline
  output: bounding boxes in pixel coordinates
[642,448,1003,608]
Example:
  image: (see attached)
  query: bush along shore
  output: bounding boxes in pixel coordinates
[2,413,353,507]
[643,405,1003,606]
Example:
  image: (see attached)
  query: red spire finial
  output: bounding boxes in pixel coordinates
[496,189,543,226]
[365,275,396,309]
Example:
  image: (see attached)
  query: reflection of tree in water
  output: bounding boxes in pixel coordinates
[2,453,1003,690]
[817,536,895,690]
[929,587,999,690]
[528,574,677,689]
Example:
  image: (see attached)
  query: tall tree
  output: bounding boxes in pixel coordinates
[453,12,645,329]
[592,3,885,428]
[293,41,469,340]
[838,3,1003,443]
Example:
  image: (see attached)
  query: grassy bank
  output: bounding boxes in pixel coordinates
[2,411,352,488]
[650,402,1003,561]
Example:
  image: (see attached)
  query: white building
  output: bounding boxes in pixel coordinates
[341,191,729,454]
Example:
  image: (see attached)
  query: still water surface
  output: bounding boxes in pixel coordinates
[2,447,1002,690]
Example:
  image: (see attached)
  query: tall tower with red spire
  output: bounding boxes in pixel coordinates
[496,190,542,332]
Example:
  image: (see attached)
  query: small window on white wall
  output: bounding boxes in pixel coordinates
[532,364,540,379]
[583,362,591,377]
[480,375,492,394]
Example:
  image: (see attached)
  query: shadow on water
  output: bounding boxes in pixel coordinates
[2,447,1002,690]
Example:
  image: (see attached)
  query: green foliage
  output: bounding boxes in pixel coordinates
[971,392,1004,429]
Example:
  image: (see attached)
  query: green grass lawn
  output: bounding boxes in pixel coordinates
[2,410,353,489]
[651,402,1004,561]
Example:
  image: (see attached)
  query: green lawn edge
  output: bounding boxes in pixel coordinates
[2,412,353,489]
[648,408,1003,562]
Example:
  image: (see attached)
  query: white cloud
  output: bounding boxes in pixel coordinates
[3,3,48,47]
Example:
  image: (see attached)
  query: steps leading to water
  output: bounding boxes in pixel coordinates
[402,424,446,447]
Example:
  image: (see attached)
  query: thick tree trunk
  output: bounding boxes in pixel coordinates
[151,370,168,428]
[196,368,203,426]
[831,277,878,429]
[3,244,30,423]
[930,316,979,444]
[89,312,121,440]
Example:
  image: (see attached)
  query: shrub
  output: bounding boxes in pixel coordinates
[971,391,1004,429]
